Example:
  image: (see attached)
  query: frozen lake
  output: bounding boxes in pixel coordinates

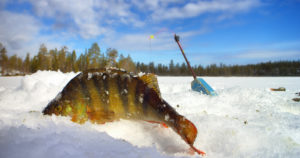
[0,71,299,158]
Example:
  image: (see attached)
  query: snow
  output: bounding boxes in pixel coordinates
[0,71,300,158]
[88,72,93,80]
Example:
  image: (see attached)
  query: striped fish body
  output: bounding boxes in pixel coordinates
[43,68,204,155]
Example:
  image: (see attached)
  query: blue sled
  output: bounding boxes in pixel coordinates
[191,78,217,96]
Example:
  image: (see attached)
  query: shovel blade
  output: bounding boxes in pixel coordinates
[191,78,217,96]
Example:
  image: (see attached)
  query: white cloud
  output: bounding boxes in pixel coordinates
[152,0,261,20]
[102,29,208,52]
[28,0,103,39]
[0,10,75,57]
[26,0,145,39]
[102,32,175,52]
[19,0,262,40]
[0,11,40,56]
[1,0,264,58]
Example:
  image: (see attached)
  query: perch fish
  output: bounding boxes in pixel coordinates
[43,68,205,155]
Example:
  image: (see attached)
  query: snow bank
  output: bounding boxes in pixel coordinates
[0,72,300,158]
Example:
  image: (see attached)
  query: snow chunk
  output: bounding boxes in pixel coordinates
[139,94,144,103]
[138,72,145,77]
[164,114,170,121]
[1,73,300,158]
[0,87,5,92]
[93,72,100,76]
[121,89,128,95]
[87,72,93,80]
[111,73,118,78]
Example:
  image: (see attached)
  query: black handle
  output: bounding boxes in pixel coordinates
[174,34,197,80]
[174,34,180,42]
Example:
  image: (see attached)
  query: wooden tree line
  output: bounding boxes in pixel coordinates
[0,42,136,75]
[0,42,299,76]
[136,60,300,76]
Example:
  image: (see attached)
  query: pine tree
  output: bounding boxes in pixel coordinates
[139,62,148,73]
[8,55,18,73]
[77,54,85,71]
[149,62,155,73]
[49,48,59,71]
[88,43,101,69]
[30,56,39,73]
[65,52,72,72]
[71,50,78,72]
[16,56,23,74]
[118,54,136,72]
[58,46,67,72]
[24,53,31,74]
[0,43,8,75]
[157,63,163,75]
[169,60,174,75]
[37,44,49,70]
[106,48,118,68]
[84,49,89,70]
[136,62,141,72]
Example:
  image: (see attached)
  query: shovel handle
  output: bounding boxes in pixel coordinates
[174,34,197,80]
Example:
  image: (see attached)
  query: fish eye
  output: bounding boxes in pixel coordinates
[56,105,62,112]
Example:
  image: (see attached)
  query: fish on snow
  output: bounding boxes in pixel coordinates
[43,68,205,155]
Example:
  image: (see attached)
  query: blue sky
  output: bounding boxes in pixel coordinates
[0,0,300,66]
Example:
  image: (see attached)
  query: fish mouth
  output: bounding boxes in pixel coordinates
[42,106,51,115]
[42,100,58,115]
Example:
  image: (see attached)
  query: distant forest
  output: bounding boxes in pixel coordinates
[1,42,300,76]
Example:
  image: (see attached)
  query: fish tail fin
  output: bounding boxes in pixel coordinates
[177,116,206,155]
[176,116,206,155]
[190,146,206,156]
[177,116,198,145]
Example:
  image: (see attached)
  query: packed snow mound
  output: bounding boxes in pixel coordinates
[0,71,300,158]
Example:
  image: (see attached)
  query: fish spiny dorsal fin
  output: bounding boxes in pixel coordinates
[139,73,161,97]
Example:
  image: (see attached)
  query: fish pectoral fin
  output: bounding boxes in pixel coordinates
[189,145,206,156]
[145,120,168,128]
[86,110,116,124]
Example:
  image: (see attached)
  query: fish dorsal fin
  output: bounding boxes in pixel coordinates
[139,73,161,96]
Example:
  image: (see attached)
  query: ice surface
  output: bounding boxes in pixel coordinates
[0,72,300,158]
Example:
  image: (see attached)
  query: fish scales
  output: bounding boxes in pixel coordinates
[91,74,107,112]
[108,73,125,118]
[127,76,142,117]
[43,68,205,155]
[86,75,106,123]
[135,79,147,115]
[62,75,88,123]
[116,74,129,115]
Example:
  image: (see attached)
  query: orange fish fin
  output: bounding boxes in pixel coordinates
[146,120,168,128]
[161,122,168,128]
[190,146,206,156]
